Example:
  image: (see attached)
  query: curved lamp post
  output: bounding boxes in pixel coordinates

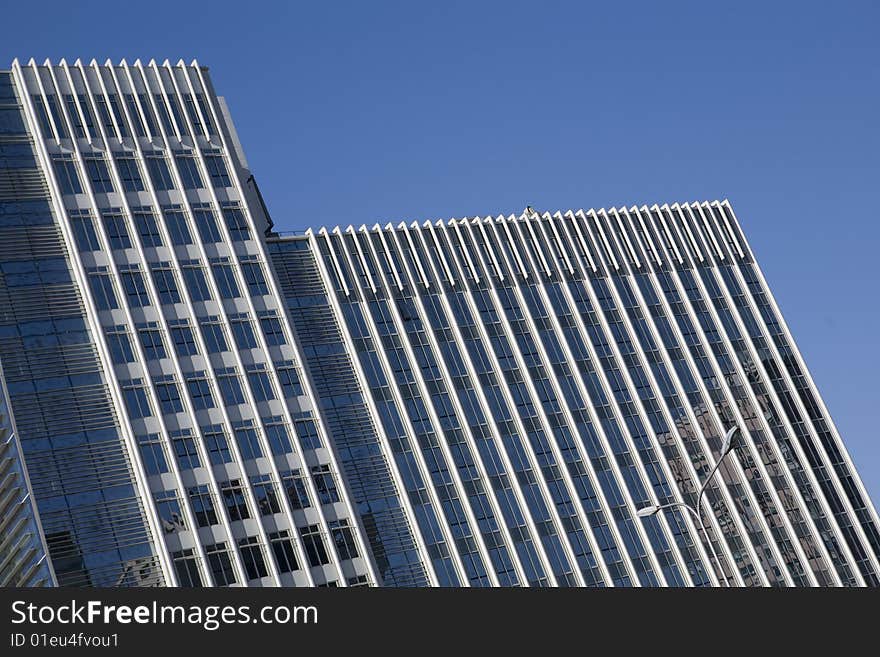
[637,425,740,587]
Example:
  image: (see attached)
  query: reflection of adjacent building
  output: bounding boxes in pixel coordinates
[114,556,161,587]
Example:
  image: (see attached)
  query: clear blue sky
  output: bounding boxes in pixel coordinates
[4,0,879,504]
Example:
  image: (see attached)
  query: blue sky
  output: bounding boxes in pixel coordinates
[4,0,879,503]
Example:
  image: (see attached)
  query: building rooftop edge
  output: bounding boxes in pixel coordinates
[276,199,733,238]
[8,58,208,70]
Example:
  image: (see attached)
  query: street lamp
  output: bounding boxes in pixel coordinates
[637,425,741,587]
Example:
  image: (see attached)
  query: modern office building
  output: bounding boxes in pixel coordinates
[1,59,878,587]
[0,58,378,589]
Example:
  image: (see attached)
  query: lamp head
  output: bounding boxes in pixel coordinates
[721,426,740,454]
[636,505,659,518]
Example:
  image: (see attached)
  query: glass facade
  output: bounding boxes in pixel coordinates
[5,59,374,588]
[4,59,878,587]
[1,72,53,589]
[265,202,880,587]
[0,353,52,587]
[267,238,430,586]
[0,69,162,587]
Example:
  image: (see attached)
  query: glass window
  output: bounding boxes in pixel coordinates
[211,262,240,299]
[222,207,250,241]
[64,94,80,139]
[137,94,158,136]
[116,157,145,192]
[0,141,35,169]
[156,382,184,414]
[88,271,118,310]
[260,317,287,346]
[167,94,189,135]
[84,158,114,193]
[138,327,167,360]
[330,520,359,560]
[221,480,250,521]
[175,155,203,189]
[183,94,204,134]
[199,319,228,353]
[0,260,39,287]
[107,95,130,139]
[347,575,370,587]
[122,382,152,419]
[120,270,151,307]
[124,94,146,138]
[163,209,192,245]
[134,210,163,247]
[29,94,56,136]
[172,433,201,470]
[235,427,263,460]
[182,264,212,302]
[230,319,257,349]
[150,266,181,304]
[281,470,311,509]
[204,155,231,187]
[251,477,281,516]
[193,207,223,243]
[155,490,186,534]
[102,212,132,249]
[93,94,118,139]
[203,426,233,465]
[0,107,25,135]
[153,94,175,134]
[217,374,246,406]
[276,367,304,397]
[205,543,236,586]
[171,549,202,587]
[312,465,341,505]
[70,214,101,251]
[191,94,218,136]
[189,486,219,528]
[76,94,97,136]
[196,94,216,134]
[238,537,268,580]
[241,262,269,296]
[186,375,215,410]
[300,525,330,567]
[1,258,71,287]
[269,531,299,574]
[170,325,198,356]
[105,329,135,364]
[137,433,168,475]
[265,422,293,455]
[146,156,175,191]
[0,74,15,102]
[53,159,82,194]
[31,95,53,138]
[45,95,68,139]
[248,371,276,402]
[296,419,322,450]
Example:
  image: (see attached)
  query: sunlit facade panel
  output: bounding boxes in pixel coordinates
[284,202,880,586]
